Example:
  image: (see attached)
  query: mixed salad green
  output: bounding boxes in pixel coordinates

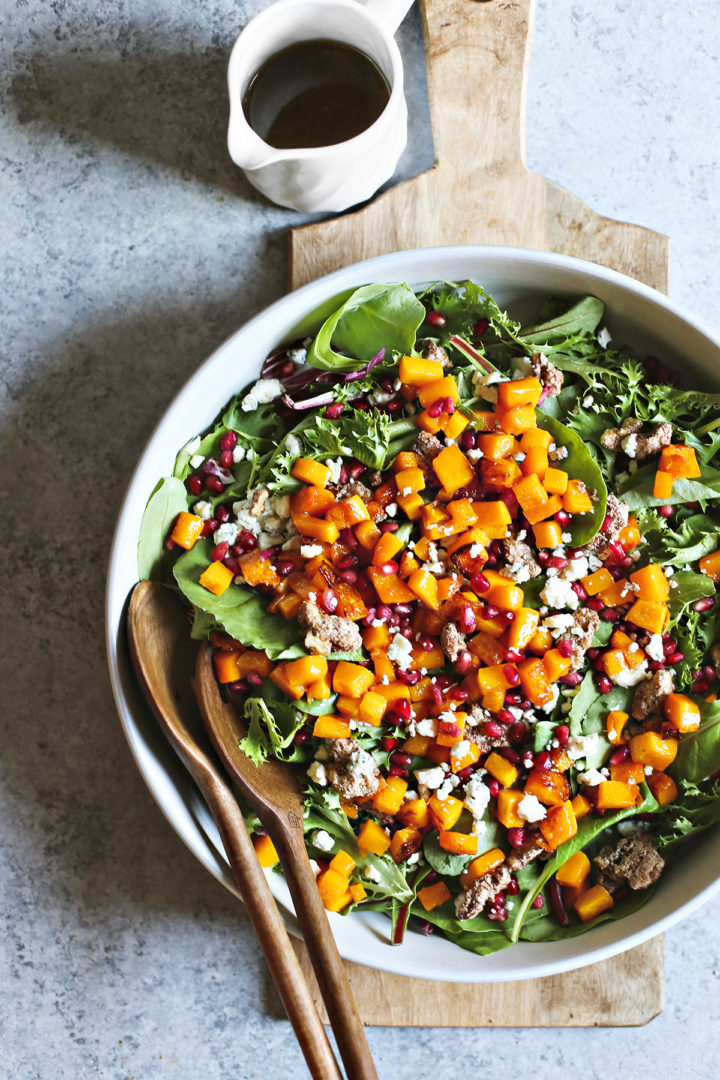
[139,279,720,955]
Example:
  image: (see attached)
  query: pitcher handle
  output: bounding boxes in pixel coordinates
[361,0,416,34]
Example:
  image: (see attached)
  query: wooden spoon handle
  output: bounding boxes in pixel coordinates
[198,777,344,1080]
[273,824,379,1080]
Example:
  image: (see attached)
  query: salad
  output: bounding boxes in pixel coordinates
[138,280,720,956]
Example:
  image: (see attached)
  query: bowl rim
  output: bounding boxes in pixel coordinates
[106,243,720,982]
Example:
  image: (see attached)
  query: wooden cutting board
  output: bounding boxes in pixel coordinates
[285,0,667,1027]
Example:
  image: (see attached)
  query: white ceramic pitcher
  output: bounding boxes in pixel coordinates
[227,0,415,212]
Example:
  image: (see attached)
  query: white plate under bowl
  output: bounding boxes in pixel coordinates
[107,245,720,982]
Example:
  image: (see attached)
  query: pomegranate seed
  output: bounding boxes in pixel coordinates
[212,541,229,561]
[348,461,367,480]
[693,679,711,693]
[568,548,585,560]
[647,659,666,672]
[485,604,500,619]
[471,572,490,593]
[339,527,358,549]
[164,538,176,551]
[418,635,435,651]
[504,691,522,705]
[318,589,338,614]
[202,520,219,536]
[658,504,674,518]
[338,463,349,484]
[555,724,570,746]
[494,890,506,906]
[387,765,409,779]
[385,399,403,413]
[587,647,601,660]
[246,671,264,686]
[602,513,613,531]
[224,555,241,576]
[557,639,573,659]
[426,310,447,328]
[509,721,528,744]
[455,650,474,674]
[531,894,545,910]
[219,431,237,451]
[483,720,505,739]
[455,766,474,784]
[596,674,613,694]
[666,651,684,664]
[586,597,604,611]
[537,550,551,567]
[497,708,515,725]
[431,685,444,707]
[390,751,413,768]
[460,430,477,450]
[507,827,527,849]
[571,582,588,602]
[591,656,605,671]
[237,529,257,550]
[693,597,716,613]
[504,648,524,664]
[379,377,394,393]
[336,554,358,570]
[506,876,519,896]
[215,505,229,524]
[439,721,461,739]
[441,396,455,414]
[458,605,477,634]
[610,746,630,764]
[381,736,398,751]
[607,565,623,581]
[554,510,571,527]
[292,729,310,746]
[275,557,294,577]
[503,665,520,687]
[324,402,345,419]
[607,541,626,563]
[376,604,392,622]
[548,555,568,571]
[484,553,498,568]
[391,698,411,721]
[473,318,489,337]
[380,560,399,575]
[559,672,583,687]
[451,686,469,701]
[260,546,279,560]
[427,398,445,418]
[397,669,421,686]
[534,751,552,772]
[187,474,203,495]
[501,747,521,766]
[205,475,224,493]
[703,664,716,682]
[522,751,535,769]
[380,521,399,533]
[487,778,501,798]
[388,612,401,627]
[435,673,453,689]
[219,449,233,468]
[662,634,676,649]
[487,904,509,923]
[601,607,620,622]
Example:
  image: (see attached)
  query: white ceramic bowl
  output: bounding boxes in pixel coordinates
[107,245,720,982]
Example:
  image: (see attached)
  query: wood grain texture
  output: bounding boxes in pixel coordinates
[286,0,668,1028]
[291,935,664,1028]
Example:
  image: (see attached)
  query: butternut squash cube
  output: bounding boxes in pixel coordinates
[417,881,452,911]
[484,751,519,788]
[170,511,204,550]
[357,819,391,857]
[332,661,375,699]
[629,731,678,771]
[432,443,475,495]
[198,560,234,596]
[555,850,591,890]
[574,883,614,922]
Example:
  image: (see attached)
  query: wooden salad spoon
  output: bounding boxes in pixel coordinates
[127,581,343,1080]
[195,641,379,1080]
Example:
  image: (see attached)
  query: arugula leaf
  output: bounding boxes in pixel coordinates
[655,777,720,856]
[535,413,607,545]
[519,296,605,345]
[303,788,412,903]
[508,784,659,942]
[303,410,417,471]
[308,284,425,371]
[137,477,189,582]
[240,694,306,766]
[172,540,304,659]
[638,512,719,566]
[668,699,720,784]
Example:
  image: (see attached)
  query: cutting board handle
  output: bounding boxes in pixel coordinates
[422,0,534,178]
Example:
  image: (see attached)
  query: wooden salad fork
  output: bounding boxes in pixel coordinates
[195,640,379,1080]
[127,581,344,1080]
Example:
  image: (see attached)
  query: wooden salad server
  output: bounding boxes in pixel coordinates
[195,641,379,1080]
[127,581,343,1080]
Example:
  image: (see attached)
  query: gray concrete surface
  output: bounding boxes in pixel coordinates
[1,1,719,1077]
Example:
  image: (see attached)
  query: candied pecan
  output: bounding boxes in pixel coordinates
[631,669,675,722]
[297,601,362,656]
[594,833,665,891]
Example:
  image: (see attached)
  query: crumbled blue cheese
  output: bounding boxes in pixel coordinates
[415,766,445,790]
[241,378,284,412]
[364,864,382,883]
[517,792,547,823]
[567,733,599,762]
[232,445,246,463]
[387,632,413,671]
[450,740,471,760]
[311,829,334,852]
[611,661,648,687]
[307,762,327,786]
[385,502,397,518]
[285,433,302,458]
[463,772,491,824]
[645,634,665,662]
[327,457,343,484]
[598,326,612,349]
[578,768,605,787]
[542,613,575,636]
[300,543,323,558]
[214,522,239,546]
[189,453,205,469]
[540,576,580,610]
[193,500,213,520]
[621,433,638,458]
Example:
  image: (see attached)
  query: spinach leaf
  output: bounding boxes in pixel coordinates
[519,296,605,346]
[308,284,425,372]
[667,571,716,618]
[655,777,720,856]
[422,832,473,877]
[410,902,513,956]
[137,477,189,582]
[508,784,659,942]
[535,413,607,545]
[668,699,720,783]
[172,541,304,659]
